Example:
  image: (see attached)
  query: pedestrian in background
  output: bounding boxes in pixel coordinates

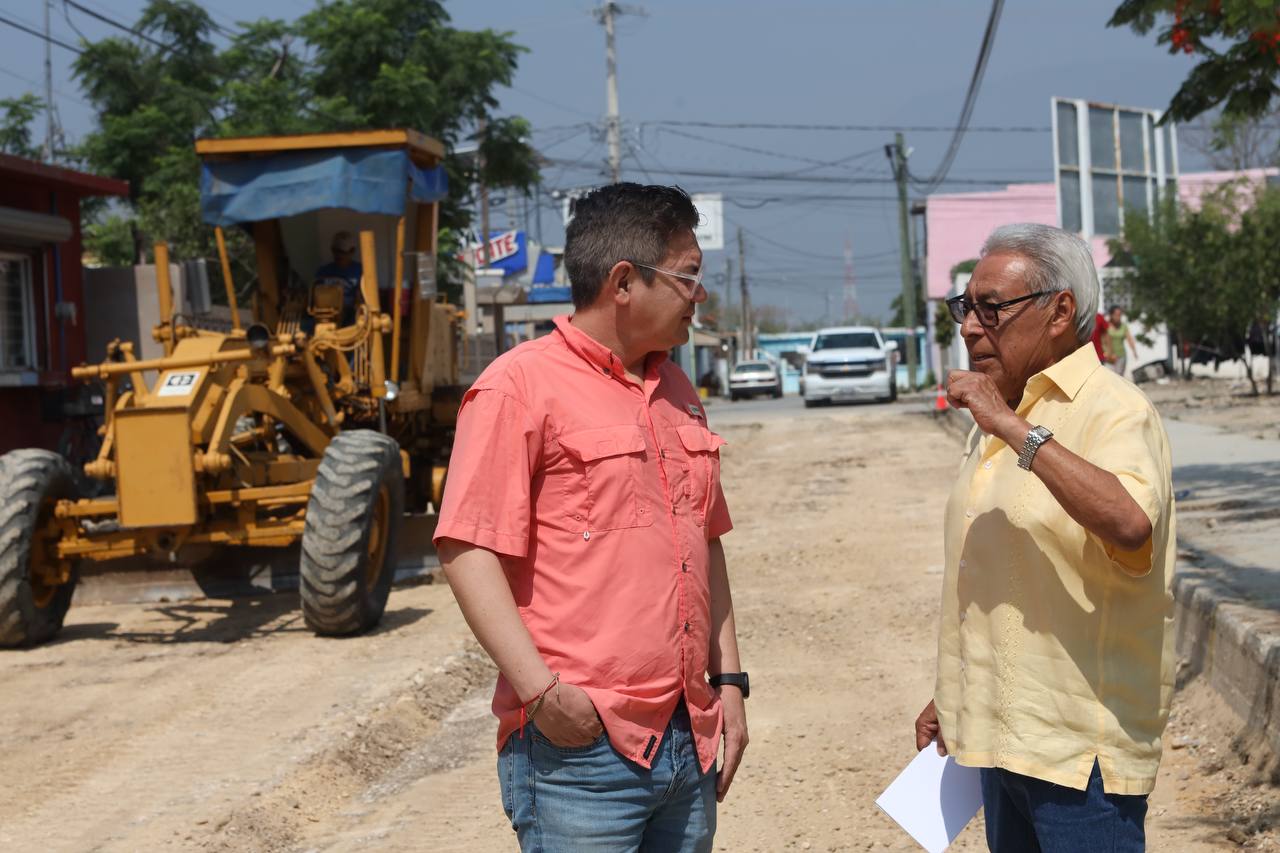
[435,183,748,853]
[1104,304,1140,375]
[918,223,1176,852]
[1090,310,1109,362]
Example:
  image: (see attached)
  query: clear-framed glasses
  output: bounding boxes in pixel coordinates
[627,260,705,295]
[946,291,1049,328]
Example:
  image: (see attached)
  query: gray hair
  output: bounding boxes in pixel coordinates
[980,223,1099,343]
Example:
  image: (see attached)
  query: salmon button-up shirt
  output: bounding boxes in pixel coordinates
[434,316,732,773]
[935,342,1176,795]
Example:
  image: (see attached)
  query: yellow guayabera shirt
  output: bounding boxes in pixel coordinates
[935,342,1175,796]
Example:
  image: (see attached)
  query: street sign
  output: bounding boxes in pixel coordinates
[691,193,724,251]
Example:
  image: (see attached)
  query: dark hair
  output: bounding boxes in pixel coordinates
[1108,304,1123,314]
[563,183,699,309]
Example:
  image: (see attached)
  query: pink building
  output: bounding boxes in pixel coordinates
[924,167,1278,374]
[926,168,1280,302]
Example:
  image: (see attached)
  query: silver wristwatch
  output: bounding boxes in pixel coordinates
[1016,425,1054,470]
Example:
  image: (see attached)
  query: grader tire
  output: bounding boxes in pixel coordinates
[0,450,79,648]
[300,430,404,636]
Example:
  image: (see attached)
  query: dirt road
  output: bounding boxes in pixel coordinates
[1,399,1272,851]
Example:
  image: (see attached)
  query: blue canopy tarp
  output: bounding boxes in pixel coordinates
[200,148,448,226]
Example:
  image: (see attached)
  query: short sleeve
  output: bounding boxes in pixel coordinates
[1083,402,1170,576]
[705,478,733,540]
[433,388,543,558]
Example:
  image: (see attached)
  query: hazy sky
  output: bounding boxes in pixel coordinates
[1,1,1209,322]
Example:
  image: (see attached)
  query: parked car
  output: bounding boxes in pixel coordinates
[728,360,783,400]
[800,326,897,407]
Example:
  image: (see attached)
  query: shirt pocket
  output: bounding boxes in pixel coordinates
[557,425,653,532]
[674,424,726,527]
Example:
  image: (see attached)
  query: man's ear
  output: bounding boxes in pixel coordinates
[604,260,633,306]
[1051,290,1077,338]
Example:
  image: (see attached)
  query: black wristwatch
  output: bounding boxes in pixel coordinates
[709,672,749,699]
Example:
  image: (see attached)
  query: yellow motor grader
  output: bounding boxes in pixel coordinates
[0,129,463,646]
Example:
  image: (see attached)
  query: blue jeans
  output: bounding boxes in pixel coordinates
[980,760,1148,853]
[498,702,716,852]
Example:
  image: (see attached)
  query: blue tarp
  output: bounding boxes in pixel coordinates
[200,149,448,226]
[531,251,556,284]
[528,284,571,304]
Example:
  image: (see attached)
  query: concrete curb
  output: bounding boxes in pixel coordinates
[932,407,1278,755]
[1173,556,1280,758]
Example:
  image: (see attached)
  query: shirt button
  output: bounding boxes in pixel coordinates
[602,367,610,375]
[965,509,975,519]
[984,460,992,469]
[660,449,666,458]
[683,621,691,634]
[583,531,591,541]
[959,559,966,569]
[681,562,688,573]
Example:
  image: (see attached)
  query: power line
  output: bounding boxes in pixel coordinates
[547,158,1036,185]
[654,126,882,171]
[0,63,91,107]
[509,84,600,120]
[911,0,1005,192]
[639,118,1047,133]
[0,11,83,54]
[63,0,170,51]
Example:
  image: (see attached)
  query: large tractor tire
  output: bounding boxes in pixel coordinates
[0,450,79,647]
[300,430,404,636]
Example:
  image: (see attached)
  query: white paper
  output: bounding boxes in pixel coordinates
[875,744,983,853]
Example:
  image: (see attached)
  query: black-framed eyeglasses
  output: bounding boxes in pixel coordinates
[946,291,1050,328]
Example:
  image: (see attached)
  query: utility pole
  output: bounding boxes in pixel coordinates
[737,226,751,360]
[594,2,645,183]
[722,257,733,329]
[43,0,53,162]
[477,117,503,356]
[887,133,918,391]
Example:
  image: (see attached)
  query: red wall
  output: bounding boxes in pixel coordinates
[0,177,89,454]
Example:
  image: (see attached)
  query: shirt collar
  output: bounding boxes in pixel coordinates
[1019,341,1100,409]
[553,314,670,381]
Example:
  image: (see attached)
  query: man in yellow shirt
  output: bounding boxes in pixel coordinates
[915,223,1175,852]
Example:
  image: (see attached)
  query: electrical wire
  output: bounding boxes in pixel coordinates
[910,0,1005,193]
[0,11,84,54]
[639,118,1046,133]
[63,0,169,51]
[655,126,882,172]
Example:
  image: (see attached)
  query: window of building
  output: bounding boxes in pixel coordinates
[0,252,37,372]
[1053,98,1177,239]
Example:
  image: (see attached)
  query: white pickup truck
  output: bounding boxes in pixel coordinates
[799,326,898,407]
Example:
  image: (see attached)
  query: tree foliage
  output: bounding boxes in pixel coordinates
[1109,0,1280,122]
[0,94,43,158]
[70,0,539,278]
[1109,183,1280,392]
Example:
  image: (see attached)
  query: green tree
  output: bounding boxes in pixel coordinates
[1109,0,1280,122]
[0,94,42,158]
[70,0,539,285]
[1109,183,1280,392]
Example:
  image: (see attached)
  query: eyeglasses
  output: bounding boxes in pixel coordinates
[946,291,1050,328]
[627,261,705,295]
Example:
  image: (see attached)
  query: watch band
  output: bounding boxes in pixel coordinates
[709,672,749,699]
[1017,425,1054,470]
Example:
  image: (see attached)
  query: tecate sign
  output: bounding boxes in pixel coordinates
[464,231,521,267]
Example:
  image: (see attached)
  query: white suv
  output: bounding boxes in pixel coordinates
[800,326,897,407]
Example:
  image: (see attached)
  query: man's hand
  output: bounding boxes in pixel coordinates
[946,370,1024,441]
[915,700,948,756]
[716,685,749,802]
[530,683,604,747]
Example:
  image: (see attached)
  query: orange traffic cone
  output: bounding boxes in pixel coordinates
[934,383,948,412]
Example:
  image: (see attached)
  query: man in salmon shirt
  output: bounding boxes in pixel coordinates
[435,183,748,852]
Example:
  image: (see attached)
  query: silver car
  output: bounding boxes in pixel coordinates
[728,360,783,400]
